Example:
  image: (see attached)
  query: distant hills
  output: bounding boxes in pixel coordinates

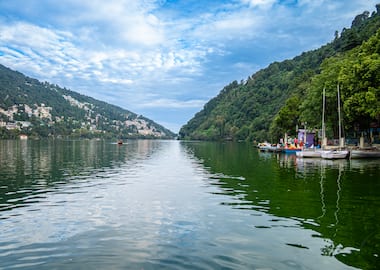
[179,4,380,143]
[0,64,175,139]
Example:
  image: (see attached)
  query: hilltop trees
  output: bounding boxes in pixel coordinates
[299,29,380,139]
[0,65,175,139]
[179,5,380,142]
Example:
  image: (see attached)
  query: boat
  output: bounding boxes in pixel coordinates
[258,142,282,152]
[321,84,349,160]
[297,87,325,158]
[321,149,349,159]
[258,142,271,151]
[296,147,322,158]
[117,140,123,145]
[350,147,380,159]
[283,145,302,153]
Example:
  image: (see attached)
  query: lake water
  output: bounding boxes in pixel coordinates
[0,140,379,269]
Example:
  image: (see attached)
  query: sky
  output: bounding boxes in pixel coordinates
[0,0,378,133]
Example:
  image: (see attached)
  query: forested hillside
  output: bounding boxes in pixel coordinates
[0,64,175,139]
[179,4,380,143]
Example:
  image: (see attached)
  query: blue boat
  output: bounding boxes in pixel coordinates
[282,147,301,154]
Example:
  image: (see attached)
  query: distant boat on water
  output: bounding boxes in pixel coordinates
[19,134,28,140]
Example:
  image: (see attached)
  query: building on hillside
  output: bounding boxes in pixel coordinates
[6,122,19,130]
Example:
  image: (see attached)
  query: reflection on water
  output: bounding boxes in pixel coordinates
[0,140,379,269]
[0,140,162,214]
[186,142,380,269]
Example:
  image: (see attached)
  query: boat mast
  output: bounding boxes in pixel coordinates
[337,84,343,148]
[322,87,326,149]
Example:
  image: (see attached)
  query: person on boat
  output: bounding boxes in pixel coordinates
[294,137,298,147]
[299,140,304,148]
[288,137,292,145]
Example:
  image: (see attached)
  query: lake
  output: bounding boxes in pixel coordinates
[0,140,379,269]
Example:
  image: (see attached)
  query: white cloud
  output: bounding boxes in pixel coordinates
[213,12,258,33]
[0,15,206,91]
[0,0,379,130]
[241,0,277,9]
[138,98,206,109]
[58,0,167,48]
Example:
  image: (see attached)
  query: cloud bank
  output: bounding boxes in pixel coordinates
[0,0,378,132]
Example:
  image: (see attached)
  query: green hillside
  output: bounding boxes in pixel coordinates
[0,64,175,139]
[179,4,380,143]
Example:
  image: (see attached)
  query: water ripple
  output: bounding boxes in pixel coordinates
[1,140,377,269]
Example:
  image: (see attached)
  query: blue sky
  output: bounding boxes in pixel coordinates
[0,0,378,132]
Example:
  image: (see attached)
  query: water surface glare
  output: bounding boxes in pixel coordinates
[0,140,379,269]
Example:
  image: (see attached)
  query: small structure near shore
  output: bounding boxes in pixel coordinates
[297,129,315,147]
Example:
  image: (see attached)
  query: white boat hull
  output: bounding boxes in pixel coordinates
[321,150,349,159]
[296,149,322,158]
[351,149,380,159]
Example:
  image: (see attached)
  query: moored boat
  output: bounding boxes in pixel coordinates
[296,148,322,158]
[321,149,349,159]
[283,148,302,153]
[283,144,302,153]
[258,142,282,152]
[350,148,380,159]
[320,85,349,160]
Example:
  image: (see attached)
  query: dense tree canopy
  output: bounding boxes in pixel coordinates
[299,29,380,139]
[179,5,380,143]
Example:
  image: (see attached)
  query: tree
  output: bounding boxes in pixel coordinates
[270,96,301,140]
[300,29,380,137]
[179,5,380,142]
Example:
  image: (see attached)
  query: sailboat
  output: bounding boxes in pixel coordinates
[321,84,349,159]
[296,88,326,158]
[350,147,380,158]
[296,146,322,158]
[322,149,349,159]
[350,132,380,158]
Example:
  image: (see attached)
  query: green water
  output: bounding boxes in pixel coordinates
[0,140,379,269]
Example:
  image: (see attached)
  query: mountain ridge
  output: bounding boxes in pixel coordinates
[179,4,380,142]
[0,64,175,139]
